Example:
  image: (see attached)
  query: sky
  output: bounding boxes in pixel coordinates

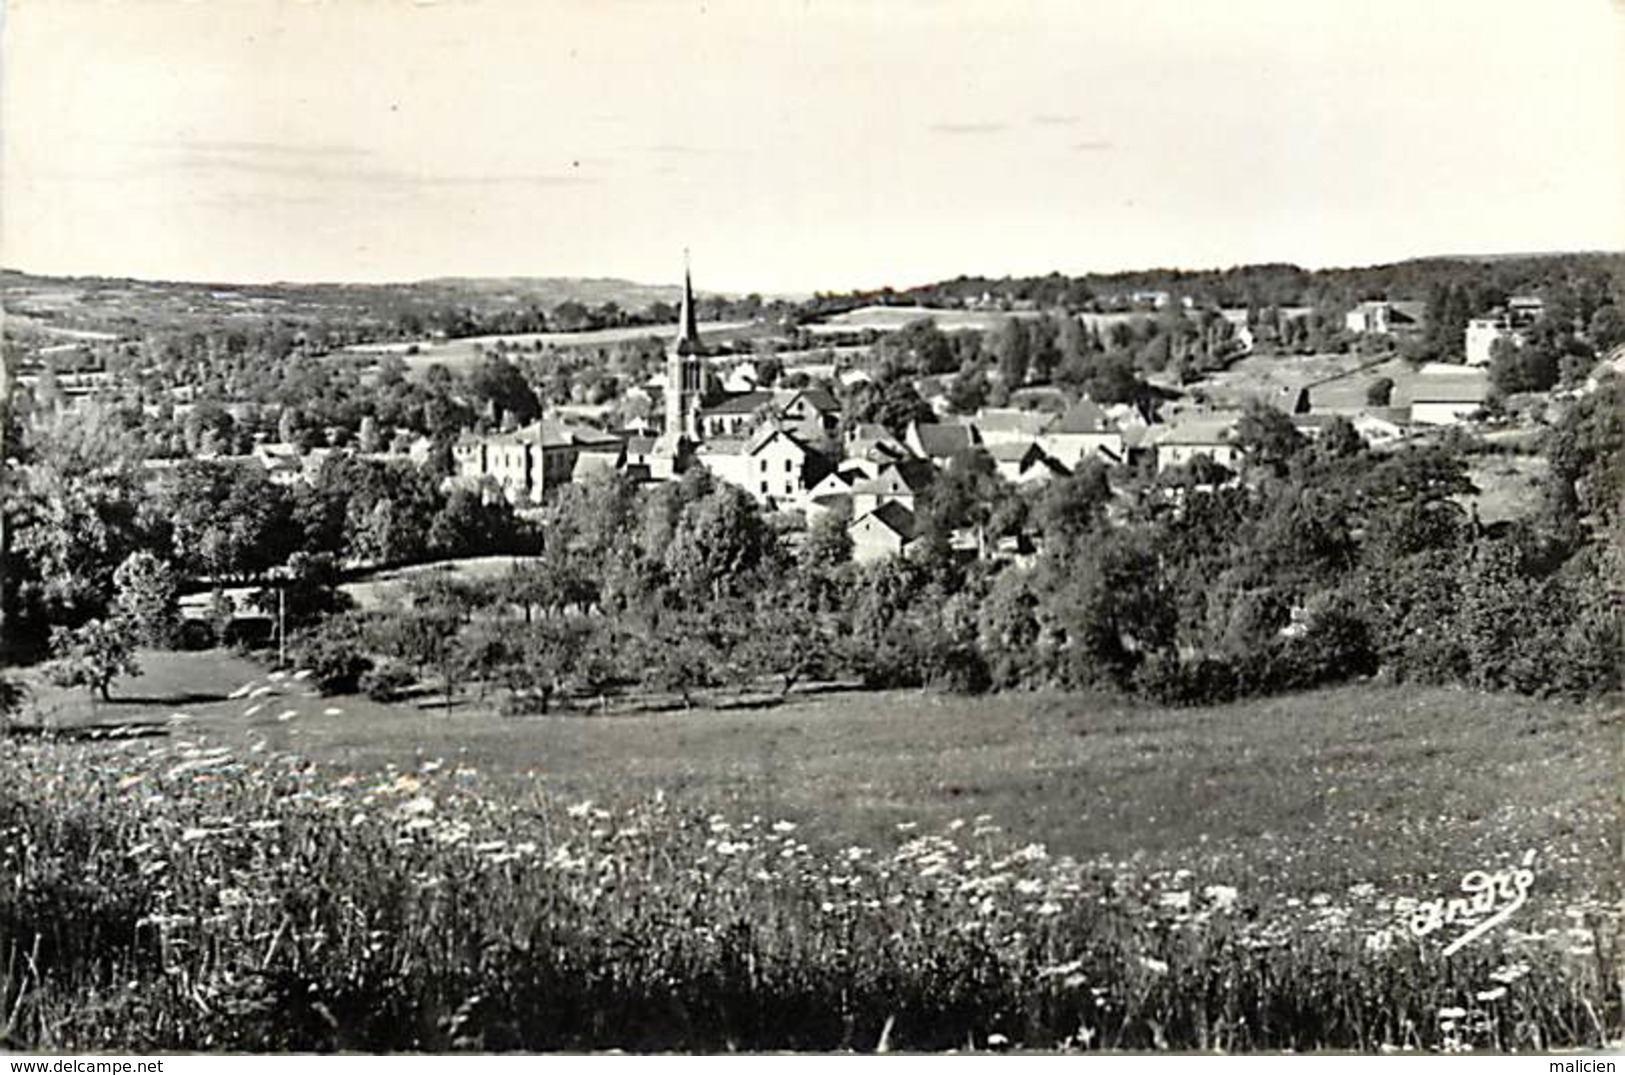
[1,0,1622,295]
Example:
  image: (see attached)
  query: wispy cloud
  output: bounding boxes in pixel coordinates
[927,122,1009,135]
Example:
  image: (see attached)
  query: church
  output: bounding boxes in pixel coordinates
[648,260,837,504]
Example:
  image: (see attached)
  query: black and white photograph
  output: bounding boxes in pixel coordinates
[0,0,1621,1058]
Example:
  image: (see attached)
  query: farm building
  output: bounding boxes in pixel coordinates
[1408,365,1490,425]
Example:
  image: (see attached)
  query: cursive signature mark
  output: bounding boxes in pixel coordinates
[1408,850,1536,956]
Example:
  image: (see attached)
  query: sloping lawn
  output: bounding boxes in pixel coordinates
[31,651,1615,901]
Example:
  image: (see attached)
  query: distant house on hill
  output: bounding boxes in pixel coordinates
[1344,300,1426,337]
[849,500,918,564]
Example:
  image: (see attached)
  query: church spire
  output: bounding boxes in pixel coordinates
[674,248,702,355]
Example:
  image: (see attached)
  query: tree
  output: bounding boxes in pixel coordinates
[357,415,382,453]
[466,355,541,428]
[1365,376,1395,407]
[664,483,776,601]
[47,618,141,701]
[163,461,297,583]
[1233,400,1307,476]
[734,582,839,698]
[989,317,1032,388]
[802,501,853,569]
[1035,460,1112,548]
[112,551,180,647]
[502,617,595,713]
[1588,304,1625,352]
[946,366,989,414]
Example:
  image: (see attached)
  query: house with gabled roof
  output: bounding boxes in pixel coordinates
[851,458,936,517]
[1149,411,1243,472]
[905,419,981,467]
[849,500,918,564]
[694,424,834,506]
[451,417,626,505]
[774,386,842,443]
[1037,398,1124,467]
[988,441,1069,486]
[972,407,1056,446]
[1407,364,1490,425]
[697,390,776,441]
[844,422,911,468]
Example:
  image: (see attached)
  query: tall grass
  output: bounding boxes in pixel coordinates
[1,734,1618,1052]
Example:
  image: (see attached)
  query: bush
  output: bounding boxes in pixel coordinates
[360,661,414,703]
[293,618,374,696]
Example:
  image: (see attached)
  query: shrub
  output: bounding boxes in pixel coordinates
[293,617,374,696]
[360,660,414,703]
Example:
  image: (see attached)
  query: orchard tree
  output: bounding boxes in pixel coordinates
[47,618,141,701]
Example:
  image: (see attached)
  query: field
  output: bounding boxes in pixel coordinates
[4,650,1620,1051]
[338,322,754,377]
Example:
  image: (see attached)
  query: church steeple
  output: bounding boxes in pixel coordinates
[665,252,706,444]
[674,249,702,356]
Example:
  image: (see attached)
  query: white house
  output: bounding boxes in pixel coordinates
[849,501,918,564]
[1151,412,1243,471]
[694,425,832,506]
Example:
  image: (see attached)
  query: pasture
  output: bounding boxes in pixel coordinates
[338,321,754,376]
[15,649,1620,898]
[5,649,1620,1051]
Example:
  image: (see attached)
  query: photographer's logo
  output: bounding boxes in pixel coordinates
[1409,850,1535,956]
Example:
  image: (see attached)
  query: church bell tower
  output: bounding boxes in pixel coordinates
[665,254,706,443]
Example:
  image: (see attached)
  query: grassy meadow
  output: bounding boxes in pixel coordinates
[3,650,1621,1051]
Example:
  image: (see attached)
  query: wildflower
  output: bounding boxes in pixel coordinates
[1489,962,1530,984]
[1015,878,1044,896]
[1202,884,1239,911]
[1159,890,1192,911]
[568,800,595,819]
[895,821,918,832]
[1013,843,1049,863]
[772,820,797,834]
[1037,902,1063,917]
[1476,987,1507,1002]
[1436,1007,1467,1021]
[1139,957,1169,975]
[947,818,966,831]
[400,795,435,816]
